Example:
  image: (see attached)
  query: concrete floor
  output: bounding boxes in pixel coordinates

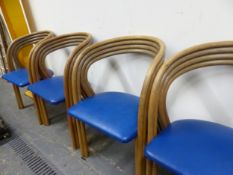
[0,79,170,175]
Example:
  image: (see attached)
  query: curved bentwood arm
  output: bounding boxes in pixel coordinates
[7,31,54,71]
[70,36,165,175]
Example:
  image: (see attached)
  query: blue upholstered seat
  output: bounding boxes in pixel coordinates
[28,76,64,104]
[2,69,29,87]
[145,119,233,175]
[68,92,139,143]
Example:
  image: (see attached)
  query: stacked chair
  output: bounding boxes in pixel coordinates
[2,31,54,109]
[143,41,233,175]
[66,36,165,175]
[27,33,92,148]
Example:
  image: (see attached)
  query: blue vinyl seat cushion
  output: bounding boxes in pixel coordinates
[68,92,139,143]
[2,69,29,87]
[28,76,64,104]
[145,119,233,175]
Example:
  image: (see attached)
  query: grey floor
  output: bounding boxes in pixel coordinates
[0,79,170,175]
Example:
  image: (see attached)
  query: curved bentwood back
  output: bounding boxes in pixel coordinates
[148,41,233,141]
[29,32,92,84]
[7,31,54,71]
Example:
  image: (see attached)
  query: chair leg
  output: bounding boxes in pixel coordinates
[146,160,158,175]
[146,160,152,175]
[37,98,49,126]
[135,138,146,175]
[32,95,43,125]
[12,85,24,109]
[67,115,79,149]
[73,118,80,148]
[32,94,49,125]
[151,164,158,175]
[76,120,89,157]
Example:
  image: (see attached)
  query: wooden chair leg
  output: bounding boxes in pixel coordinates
[32,95,43,125]
[76,120,89,157]
[146,160,152,175]
[73,118,80,148]
[135,138,146,175]
[146,160,158,175]
[12,85,24,109]
[151,163,158,175]
[37,97,49,126]
[67,115,80,149]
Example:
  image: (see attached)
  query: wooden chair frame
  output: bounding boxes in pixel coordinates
[70,36,165,175]
[6,31,54,109]
[28,32,92,149]
[145,41,233,175]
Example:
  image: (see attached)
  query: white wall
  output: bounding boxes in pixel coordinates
[27,0,233,126]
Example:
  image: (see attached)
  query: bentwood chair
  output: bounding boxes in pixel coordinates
[27,33,92,149]
[143,41,233,175]
[2,31,54,109]
[67,36,165,175]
